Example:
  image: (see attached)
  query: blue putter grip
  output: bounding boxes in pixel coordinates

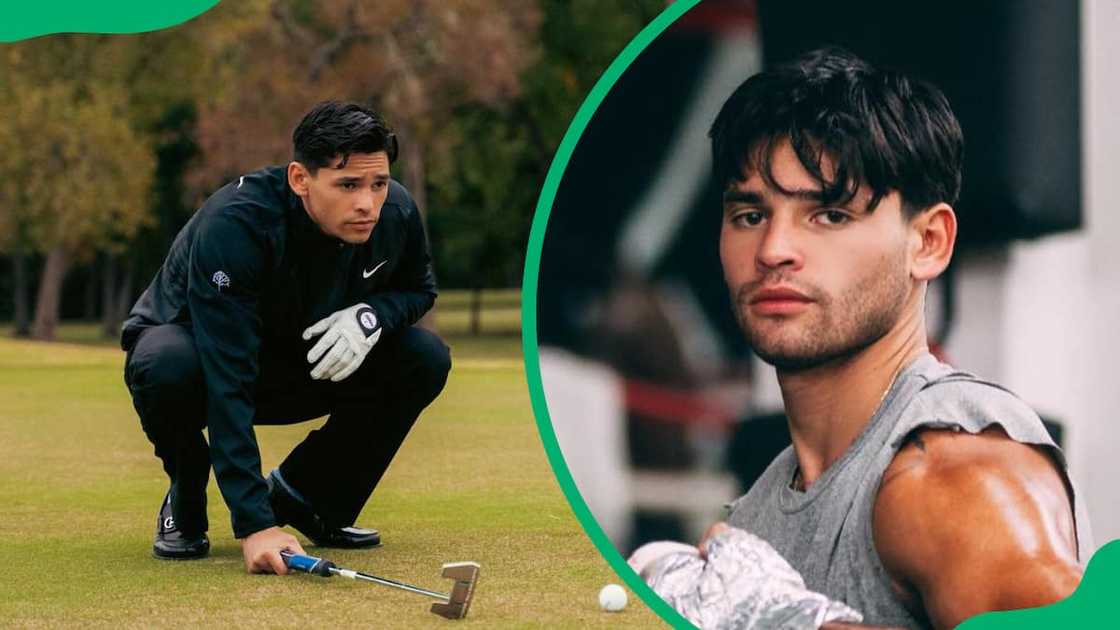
[280,550,335,577]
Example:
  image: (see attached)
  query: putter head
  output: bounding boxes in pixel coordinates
[430,562,480,620]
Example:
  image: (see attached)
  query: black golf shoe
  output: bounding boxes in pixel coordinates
[153,491,210,560]
[266,470,381,549]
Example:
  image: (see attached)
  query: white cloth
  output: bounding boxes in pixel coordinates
[630,527,863,630]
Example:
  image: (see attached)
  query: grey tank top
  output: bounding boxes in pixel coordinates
[726,354,1093,629]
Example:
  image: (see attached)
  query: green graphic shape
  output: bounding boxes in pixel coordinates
[1,1,220,42]
[518,0,1118,628]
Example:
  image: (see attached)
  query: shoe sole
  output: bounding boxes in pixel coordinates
[152,548,210,560]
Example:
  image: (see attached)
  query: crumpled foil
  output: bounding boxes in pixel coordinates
[635,528,863,629]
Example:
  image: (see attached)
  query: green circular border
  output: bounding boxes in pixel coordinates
[520,0,702,627]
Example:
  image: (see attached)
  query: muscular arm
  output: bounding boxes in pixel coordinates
[873,427,1081,629]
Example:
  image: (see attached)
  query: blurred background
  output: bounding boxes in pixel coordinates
[0,0,670,345]
[537,0,1120,557]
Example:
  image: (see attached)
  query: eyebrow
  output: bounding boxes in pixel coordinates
[335,174,390,184]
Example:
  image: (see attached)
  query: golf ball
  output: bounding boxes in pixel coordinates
[598,583,627,612]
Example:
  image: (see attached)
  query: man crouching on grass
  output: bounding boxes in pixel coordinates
[121,100,449,574]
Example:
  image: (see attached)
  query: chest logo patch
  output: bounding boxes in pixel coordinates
[363,260,387,279]
[212,270,231,291]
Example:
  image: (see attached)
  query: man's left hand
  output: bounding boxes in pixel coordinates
[303,303,382,381]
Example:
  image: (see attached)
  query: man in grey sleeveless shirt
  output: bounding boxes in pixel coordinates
[634,48,1091,629]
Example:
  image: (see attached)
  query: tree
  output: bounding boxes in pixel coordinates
[0,39,154,339]
[426,0,668,290]
[192,0,539,196]
[0,4,268,339]
[0,85,37,336]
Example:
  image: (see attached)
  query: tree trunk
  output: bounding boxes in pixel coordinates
[12,249,30,337]
[114,260,134,328]
[101,255,118,337]
[470,287,482,336]
[399,122,428,220]
[397,120,437,331]
[31,245,70,340]
[83,258,99,320]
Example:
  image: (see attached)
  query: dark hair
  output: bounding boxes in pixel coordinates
[292,100,398,173]
[709,47,963,215]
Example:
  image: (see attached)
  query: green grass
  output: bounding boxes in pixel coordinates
[0,327,663,628]
[437,307,521,336]
[437,288,521,308]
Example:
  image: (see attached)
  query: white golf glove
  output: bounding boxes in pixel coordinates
[632,527,863,629]
[302,303,383,382]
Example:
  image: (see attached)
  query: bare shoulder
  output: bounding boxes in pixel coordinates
[881,426,1071,492]
[873,426,1081,628]
[876,426,1078,562]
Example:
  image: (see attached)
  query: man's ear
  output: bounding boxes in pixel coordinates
[909,203,957,281]
[288,161,312,197]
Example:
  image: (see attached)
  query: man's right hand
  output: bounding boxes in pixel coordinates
[241,526,306,574]
[698,521,731,559]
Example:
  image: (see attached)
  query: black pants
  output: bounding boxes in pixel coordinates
[123,323,451,534]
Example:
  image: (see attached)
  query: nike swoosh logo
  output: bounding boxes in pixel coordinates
[363,260,388,279]
[237,176,244,188]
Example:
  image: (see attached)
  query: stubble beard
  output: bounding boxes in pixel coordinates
[735,254,911,373]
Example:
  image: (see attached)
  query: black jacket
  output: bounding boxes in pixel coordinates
[122,165,437,537]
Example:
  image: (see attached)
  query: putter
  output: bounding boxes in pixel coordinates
[280,550,480,620]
